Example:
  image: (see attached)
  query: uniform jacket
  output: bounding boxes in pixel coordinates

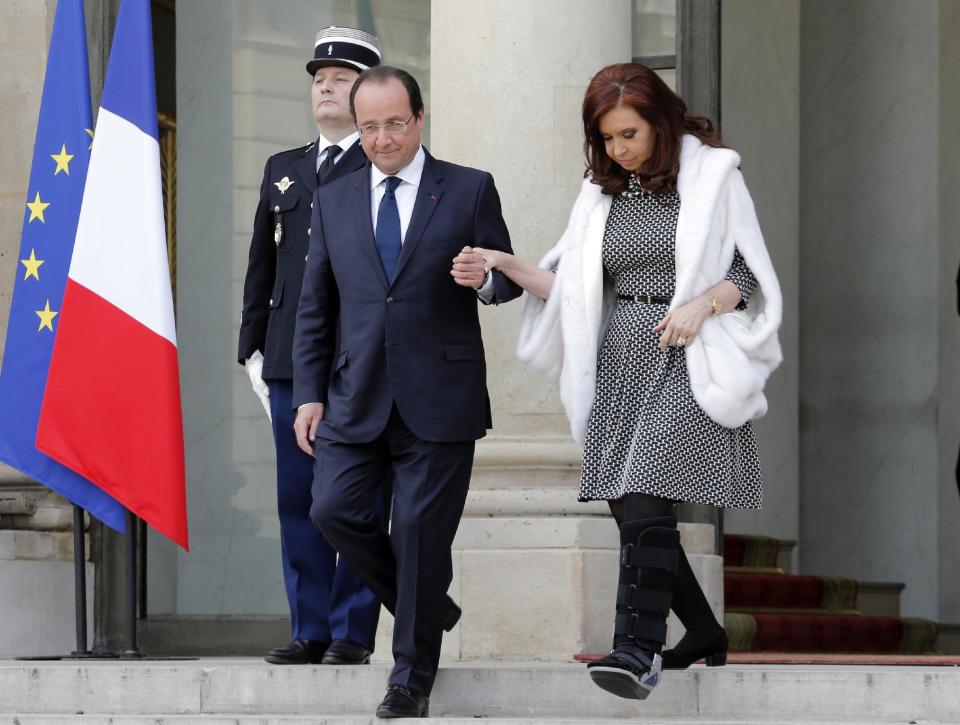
[238,140,368,379]
[292,151,523,443]
[517,135,783,442]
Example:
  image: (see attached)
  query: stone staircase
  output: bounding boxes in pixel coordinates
[1,658,959,724]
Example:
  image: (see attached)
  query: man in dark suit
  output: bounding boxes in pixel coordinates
[237,26,386,667]
[292,66,522,718]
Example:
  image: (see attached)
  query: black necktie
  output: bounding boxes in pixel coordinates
[316,144,341,185]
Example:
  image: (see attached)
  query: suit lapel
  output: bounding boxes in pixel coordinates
[352,163,390,290]
[392,153,443,285]
[293,141,318,196]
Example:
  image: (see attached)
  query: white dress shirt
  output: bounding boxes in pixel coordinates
[369,146,493,298]
[315,130,359,171]
[369,145,426,242]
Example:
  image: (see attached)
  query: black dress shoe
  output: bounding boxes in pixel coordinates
[443,596,461,631]
[661,627,728,669]
[264,638,328,665]
[321,639,372,665]
[376,684,429,719]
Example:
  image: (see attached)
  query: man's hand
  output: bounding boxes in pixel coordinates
[451,246,487,288]
[294,402,325,456]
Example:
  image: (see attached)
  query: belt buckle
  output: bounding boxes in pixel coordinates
[633,294,652,304]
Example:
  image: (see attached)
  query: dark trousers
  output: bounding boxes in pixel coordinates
[310,406,474,695]
[268,380,385,647]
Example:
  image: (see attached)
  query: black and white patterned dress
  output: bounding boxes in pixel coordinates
[579,176,763,508]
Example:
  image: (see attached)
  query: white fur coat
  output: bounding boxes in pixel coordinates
[516,135,783,444]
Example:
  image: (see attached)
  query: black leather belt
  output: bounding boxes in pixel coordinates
[618,293,671,304]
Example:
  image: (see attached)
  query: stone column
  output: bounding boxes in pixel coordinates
[414,0,723,661]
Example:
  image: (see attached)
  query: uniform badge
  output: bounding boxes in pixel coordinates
[328,44,333,56]
[274,177,295,194]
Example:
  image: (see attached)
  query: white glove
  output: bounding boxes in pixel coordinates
[245,350,272,421]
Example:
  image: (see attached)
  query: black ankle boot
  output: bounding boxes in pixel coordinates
[588,515,679,700]
[660,545,728,669]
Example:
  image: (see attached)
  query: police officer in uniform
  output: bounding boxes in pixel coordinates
[238,26,385,666]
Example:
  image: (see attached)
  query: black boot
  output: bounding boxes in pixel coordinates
[661,546,728,669]
[588,515,679,700]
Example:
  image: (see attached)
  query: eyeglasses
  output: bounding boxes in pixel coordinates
[358,114,415,138]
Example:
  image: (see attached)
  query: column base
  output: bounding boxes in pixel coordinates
[374,491,722,662]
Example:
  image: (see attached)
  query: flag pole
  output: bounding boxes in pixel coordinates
[122,508,142,658]
[71,504,89,655]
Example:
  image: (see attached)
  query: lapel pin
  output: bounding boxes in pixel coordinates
[430,194,438,202]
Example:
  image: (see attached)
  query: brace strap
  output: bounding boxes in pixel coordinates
[616,584,673,614]
[620,543,679,573]
[608,647,655,673]
[615,612,668,643]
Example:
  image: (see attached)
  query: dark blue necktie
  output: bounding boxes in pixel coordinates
[375,176,402,281]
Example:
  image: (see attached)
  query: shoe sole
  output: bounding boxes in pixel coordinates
[588,652,663,701]
[375,707,429,718]
[320,656,371,665]
[264,654,326,665]
[588,666,651,700]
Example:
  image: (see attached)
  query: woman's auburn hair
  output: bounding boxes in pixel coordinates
[582,63,724,195]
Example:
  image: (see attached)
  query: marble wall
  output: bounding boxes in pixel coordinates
[720,0,801,556]
[936,0,960,623]
[799,0,953,619]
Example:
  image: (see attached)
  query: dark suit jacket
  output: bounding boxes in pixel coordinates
[292,151,522,443]
[238,140,368,379]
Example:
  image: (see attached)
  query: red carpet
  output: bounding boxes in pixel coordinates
[730,612,936,653]
[725,571,857,610]
[720,534,938,655]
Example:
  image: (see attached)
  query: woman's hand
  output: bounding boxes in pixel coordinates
[654,295,713,351]
[454,246,556,300]
[469,247,510,271]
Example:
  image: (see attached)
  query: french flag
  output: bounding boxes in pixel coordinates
[37,0,188,549]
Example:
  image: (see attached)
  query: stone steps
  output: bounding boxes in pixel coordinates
[0,718,935,725]
[1,659,957,723]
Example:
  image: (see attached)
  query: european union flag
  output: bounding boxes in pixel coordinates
[0,0,125,531]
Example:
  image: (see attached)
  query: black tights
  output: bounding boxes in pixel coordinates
[608,492,676,525]
[608,492,721,635]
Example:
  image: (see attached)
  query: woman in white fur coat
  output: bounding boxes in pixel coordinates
[452,64,782,701]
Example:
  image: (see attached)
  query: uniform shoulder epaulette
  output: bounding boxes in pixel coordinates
[269,142,315,164]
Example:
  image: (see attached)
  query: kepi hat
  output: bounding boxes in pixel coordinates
[307,26,381,74]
